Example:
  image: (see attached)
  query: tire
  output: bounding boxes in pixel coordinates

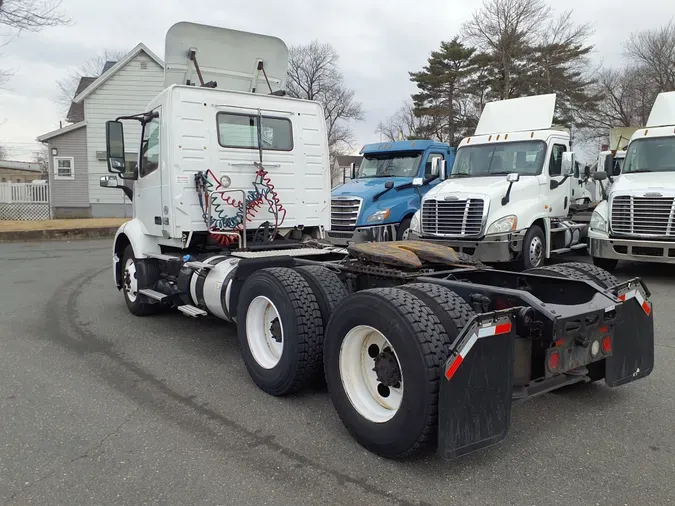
[592,257,619,273]
[399,283,476,340]
[121,245,160,316]
[296,265,349,383]
[236,267,323,396]
[396,217,412,241]
[323,287,451,458]
[519,224,545,270]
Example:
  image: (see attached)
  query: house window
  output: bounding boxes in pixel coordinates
[1,177,6,182]
[54,156,75,180]
[216,112,293,151]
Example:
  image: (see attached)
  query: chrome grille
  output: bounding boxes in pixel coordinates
[611,195,675,237]
[421,198,485,236]
[330,197,362,231]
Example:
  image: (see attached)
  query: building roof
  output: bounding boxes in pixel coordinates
[37,121,87,142]
[66,76,97,123]
[336,155,362,167]
[0,160,43,173]
[101,60,117,73]
[73,43,164,104]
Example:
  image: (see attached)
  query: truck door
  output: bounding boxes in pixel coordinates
[134,107,164,237]
[547,143,570,217]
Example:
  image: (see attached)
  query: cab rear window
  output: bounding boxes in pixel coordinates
[216,112,293,151]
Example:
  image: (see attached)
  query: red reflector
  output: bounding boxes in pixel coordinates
[602,336,612,354]
[548,351,560,371]
[618,294,626,301]
[599,326,609,333]
[554,339,565,347]
[445,355,463,380]
[495,322,512,335]
[641,301,651,316]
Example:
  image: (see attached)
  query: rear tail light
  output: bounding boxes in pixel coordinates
[548,350,560,372]
[602,336,612,354]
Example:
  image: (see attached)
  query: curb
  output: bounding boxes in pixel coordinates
[0,227,119,243]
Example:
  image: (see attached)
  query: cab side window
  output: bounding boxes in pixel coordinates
[140,113,160,178]
[549,144,567,177]
[425,153,445,178]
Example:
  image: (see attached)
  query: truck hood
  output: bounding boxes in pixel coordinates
[425,176,515,200]
[332,177,412,200]
[611,172,675,194]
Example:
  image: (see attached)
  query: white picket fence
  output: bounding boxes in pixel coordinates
[0,182,51,220]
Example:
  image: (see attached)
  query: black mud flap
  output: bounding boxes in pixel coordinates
[438,311,518,460]
[606,280,654,387]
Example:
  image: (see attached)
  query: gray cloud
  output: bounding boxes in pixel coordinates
[0,0,671,159]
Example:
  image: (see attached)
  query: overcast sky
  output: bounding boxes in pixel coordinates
[0,0,670,161]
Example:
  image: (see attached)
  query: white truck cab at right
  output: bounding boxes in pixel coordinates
[588,91,675,271]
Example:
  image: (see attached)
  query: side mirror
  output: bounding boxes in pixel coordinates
[438,159,447,181]
[412,177,424,187]
[506,173,520,183]
[561,152,575,176]
[106,120,126,174]
[431,157,439,177]
[350,162,356,180]
[603,153,614,173]
[100,175,119,188]
[593,171,608,181]
[584,165,590,178]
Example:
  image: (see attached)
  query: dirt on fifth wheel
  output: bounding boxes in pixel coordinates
[0,218,129,242]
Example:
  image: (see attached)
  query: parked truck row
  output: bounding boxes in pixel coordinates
[100,22,656,461]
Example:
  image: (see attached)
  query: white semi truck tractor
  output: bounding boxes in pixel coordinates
[408,94,595,269]
[588,91,675,271]
[101,23,655,461]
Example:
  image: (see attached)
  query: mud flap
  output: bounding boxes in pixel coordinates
[606,281,654,387]
[438,311,517,460]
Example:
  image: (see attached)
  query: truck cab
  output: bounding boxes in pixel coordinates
[588,91,675,270]
[409,94,587,269]
[327,140,455,245]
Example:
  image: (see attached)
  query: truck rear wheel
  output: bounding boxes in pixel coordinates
[296,265,349,383]
[323,288,451,458]
[121,245,160,316]
[236,268,323,396]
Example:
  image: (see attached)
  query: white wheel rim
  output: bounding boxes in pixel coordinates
[529,235,544,267]
[339,325,403,423]
[401,227,411,240]
[124,257,138,302]
[246,296,284,369]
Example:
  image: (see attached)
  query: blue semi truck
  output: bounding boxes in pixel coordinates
[328,140,455,245]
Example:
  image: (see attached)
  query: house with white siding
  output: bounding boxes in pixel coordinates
[38,44,164,218]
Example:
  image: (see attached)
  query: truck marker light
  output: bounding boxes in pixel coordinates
[599,326,609,333]
[548,351,560,371]
[554,338,565,347]
[618,289,652,315]
[445,321,512,380]
[602,336,612,354]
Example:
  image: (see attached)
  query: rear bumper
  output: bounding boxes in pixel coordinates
[588,231,675,264]
[327,224,398,246]
[409,230,525,263]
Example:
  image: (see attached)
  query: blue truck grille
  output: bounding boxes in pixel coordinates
[421,198,485,237]
[331,197,363,231]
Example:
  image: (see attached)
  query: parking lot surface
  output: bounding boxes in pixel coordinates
[1,239,674,505]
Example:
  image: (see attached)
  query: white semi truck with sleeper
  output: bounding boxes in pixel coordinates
[101,22,655,460]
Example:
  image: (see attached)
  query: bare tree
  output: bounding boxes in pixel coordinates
[461,0,552,99]
[286,40,364,162]
[0,0,69,86]
[0,144,8,160]
[376,101,427,142]
[54,48,128,113]
[624,20,675,91]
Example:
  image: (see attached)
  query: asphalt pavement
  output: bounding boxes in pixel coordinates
[1,239,674,505]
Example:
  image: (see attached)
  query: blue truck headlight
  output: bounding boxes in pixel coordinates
[367,209,391,223]
[487,215,517,234]
[590,211,608,232]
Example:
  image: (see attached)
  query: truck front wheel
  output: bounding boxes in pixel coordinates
[121,245,159,316]
[520,224,545,270]
[323,288,451,458]
[396,217,412,240]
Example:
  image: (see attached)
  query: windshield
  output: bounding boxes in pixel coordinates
[451,141,547,178]
[623,137,675,173]
[357,152,422,178]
